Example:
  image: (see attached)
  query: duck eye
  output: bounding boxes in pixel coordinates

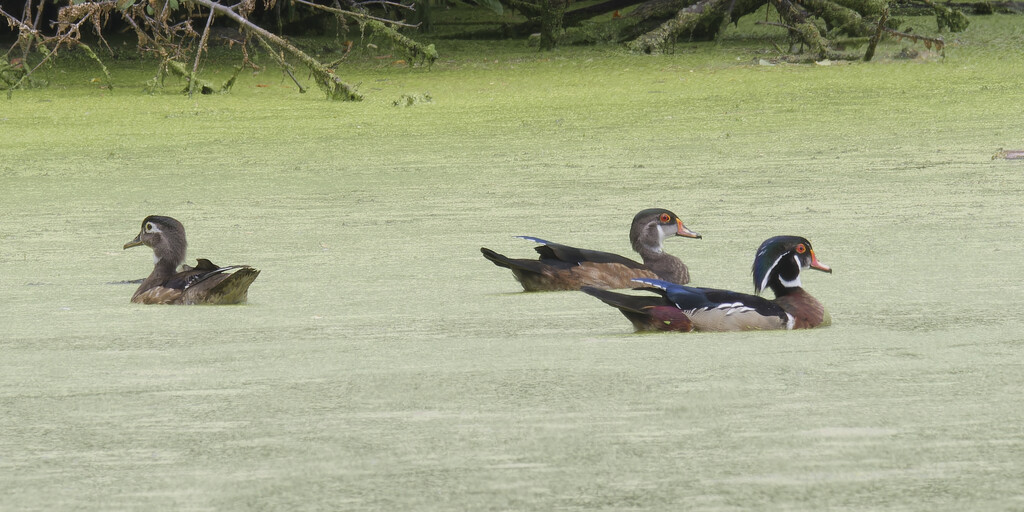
[145,223,153,232]
[658,213,672,223]
[795,244,807,254]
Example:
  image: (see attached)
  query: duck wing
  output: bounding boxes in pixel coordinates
[167,259,260,305]
[632,278,791,331]
[520,236,646,269]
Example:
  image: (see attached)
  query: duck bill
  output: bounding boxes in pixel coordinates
[809,250,832,273]
[675,219,702,239]
[123,234,144,250]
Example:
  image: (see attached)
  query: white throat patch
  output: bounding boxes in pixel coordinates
[645,223,675,254]
[776,254,803,289]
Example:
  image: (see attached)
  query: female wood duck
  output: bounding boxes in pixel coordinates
[123,215,260,305]
[582,235,831,332]
[480,208,701,291]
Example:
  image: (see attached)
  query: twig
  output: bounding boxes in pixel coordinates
[254,34,307,93]
[883,26,945,51]
[189,8,215,97]
[755,20,796,31]
[7,7,97,94]
[32,0,45,30]
[293,0,421,28]
[187,0,361,99]
[354,0,415,9]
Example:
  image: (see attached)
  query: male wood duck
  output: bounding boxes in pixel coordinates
[480,208,701,291]
[582,235,831,332]
[123,215,260,304]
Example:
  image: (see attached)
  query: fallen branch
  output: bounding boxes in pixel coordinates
[187,0,362,100]
[254,34,307,92]
[293,0,420,28]
[883,26,944,52]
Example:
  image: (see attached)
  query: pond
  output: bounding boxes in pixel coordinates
[2,15,1023,510]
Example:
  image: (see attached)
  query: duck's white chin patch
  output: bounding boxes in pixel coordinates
[776,254,803,289]
[778,273,802,289]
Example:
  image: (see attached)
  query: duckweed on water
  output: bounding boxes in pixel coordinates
[1,14,1024,511]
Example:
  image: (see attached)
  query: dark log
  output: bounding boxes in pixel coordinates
[563,0,647,26]
[533,0,567,48]
[862,6,887,60]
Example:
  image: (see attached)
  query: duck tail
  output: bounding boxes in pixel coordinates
[581,286,692,332]
[206,267,260,304]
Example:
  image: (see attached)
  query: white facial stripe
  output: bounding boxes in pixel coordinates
[659,222,677,240]
[640,222,668,254]
[147,223,162,233]
[759,253,787,292]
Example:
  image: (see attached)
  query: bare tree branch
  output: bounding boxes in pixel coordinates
[293,0,421,28]
[189,8,216,96]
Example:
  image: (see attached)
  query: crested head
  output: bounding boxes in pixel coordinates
[124,215,188,268]
[752,235,831,295]
[629,208,701,255]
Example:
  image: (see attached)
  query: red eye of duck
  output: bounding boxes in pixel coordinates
[658,213,672,223]
[795,244,807,254]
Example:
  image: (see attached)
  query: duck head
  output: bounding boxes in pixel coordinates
[753,235,831,296]
[124,215,187,268]
[629,208,701,255]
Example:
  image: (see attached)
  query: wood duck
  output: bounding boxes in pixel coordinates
[480,208,701,291]
[123,215,260,305]
[582,235,831,332]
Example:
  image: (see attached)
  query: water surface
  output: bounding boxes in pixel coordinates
[2,15,1024,510]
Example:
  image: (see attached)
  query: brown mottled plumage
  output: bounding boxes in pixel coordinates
[480,208,700,291]
[123,216,259,305]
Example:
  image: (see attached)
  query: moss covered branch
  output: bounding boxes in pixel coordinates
[361,19,438,65]
[186,0,362,100]
[626,0,762,53]
[796,0,870,36]
[293,0,437,65]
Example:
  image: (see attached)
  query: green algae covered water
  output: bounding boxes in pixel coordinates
[2,14,1024,510]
